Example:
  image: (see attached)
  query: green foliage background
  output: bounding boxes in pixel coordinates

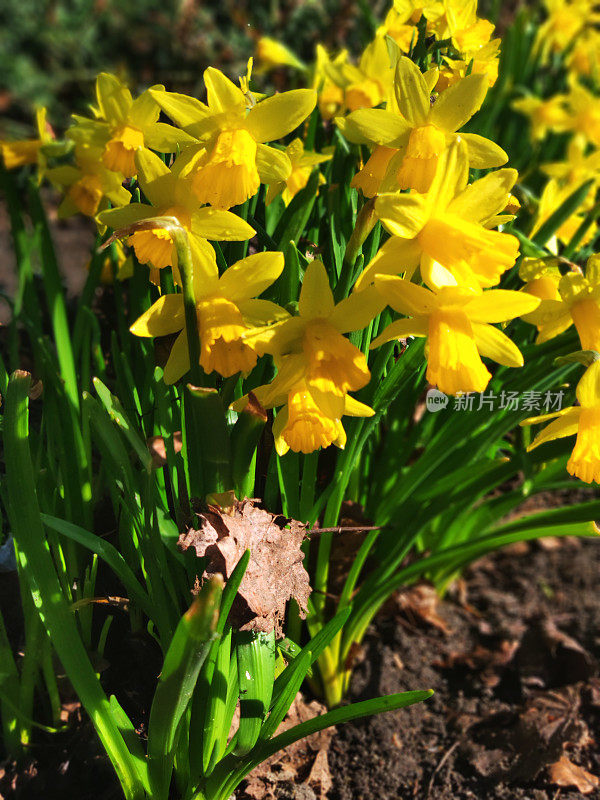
[0,0,392,136]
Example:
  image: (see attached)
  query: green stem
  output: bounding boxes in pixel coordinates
[174,228,202,386]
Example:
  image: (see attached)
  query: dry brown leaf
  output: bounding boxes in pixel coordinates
[396,584,452,634]
[179,498,310,635]
[243,693,334,800]
[548,754,599,794]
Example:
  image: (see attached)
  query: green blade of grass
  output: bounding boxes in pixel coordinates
[4,370,144,800]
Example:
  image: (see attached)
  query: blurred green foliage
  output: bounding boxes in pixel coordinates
[0,0,385,137]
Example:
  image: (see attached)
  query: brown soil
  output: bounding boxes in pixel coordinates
[0,194,94,324]
[329,537,600,800]
[2,537,600,799]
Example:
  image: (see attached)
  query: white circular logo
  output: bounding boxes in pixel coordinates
[426,388,449,412]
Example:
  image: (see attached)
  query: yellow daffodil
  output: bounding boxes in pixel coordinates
[232,356,375,454]
[433,0,495,56]
[534,255,600,351]
[266,138,331,205]
[46,144,131,218]
[97,148,254,277]
[149,67,316,209]
[315,37,395,117]
[130,251,288,381]
[566,28,600,78]
[0,107,68,182]
[313,45,350,120]
[338,56,507,195]
[255,37,307,73]
[541,135,600,189]
[530,178,596,252]
[563,80,600,147]
[243,259,384,417]
[511,94,569,141]
[518,258,562,328]
[377,5,421,52]
[67,73,194,178]
[370,275,540,395]
[435,40,500,91]
[534,0,596,59]
[522,359,600,484]
[357,142,520,292]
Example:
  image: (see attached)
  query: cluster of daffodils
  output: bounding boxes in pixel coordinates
[511,0,600,254]
[2,0,599,486]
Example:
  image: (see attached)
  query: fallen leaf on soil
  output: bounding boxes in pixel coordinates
[244,694,334,800]
[179,498,310,635]
[435,639,519,687]
[396,584,452,634]
[517,617,593,688]
[548,754,599,793]
[465,685,592,783]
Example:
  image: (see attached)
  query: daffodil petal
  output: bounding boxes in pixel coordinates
[343,394,376,417]
[471,322,524,367]
[374,275,435,316]
[424,138,469,212]
[449,167,518,224]
[336,108,412,146]
[134,148,173,205]
[238,298,290,326]
[299,260,335,318]
[355,237,422,291]
[309,385,345,420]
[576,360,600,407]
[149,89,212,133]
[189,235,219,290]
[536,306,573,344]
[370,317,429,348]
[163,330,190,384]
[521,406,578,425]
[329,285,386,332]
[218,251,284,302]
[245,89,317,142]
[97,202,154,230]
[459,132,508,169]
[204,66,247,114]
[243,318,305,357]
[129,87,162,129]
[273,407,291,456]
[394,57,430,125]
[464,290,540,323]
[420,255,460,290]
[429,73,488,132]
[96,73,132,123]
[191,208,255,241]
[375,192,429,238]
[256,143,292,182]
[144,122,198,152]
[526,408,581,450]
[130,294,185,337]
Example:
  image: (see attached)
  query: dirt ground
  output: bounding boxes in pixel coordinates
[0,195,94,324]
[2,535,600,799]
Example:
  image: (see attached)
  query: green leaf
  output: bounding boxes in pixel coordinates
[532,179,593,247]
[40,514,155,621]
[147,576,223,800]
[4,371,144,800]
[233,630,276,757]
[93,377,152,472]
